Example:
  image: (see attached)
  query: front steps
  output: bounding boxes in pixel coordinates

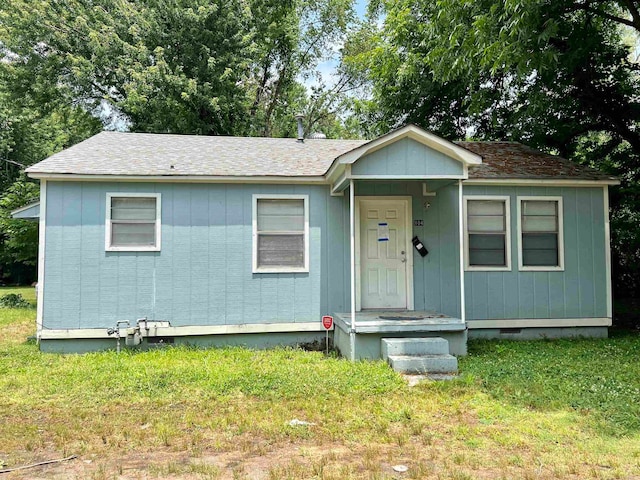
[381,337,458,374]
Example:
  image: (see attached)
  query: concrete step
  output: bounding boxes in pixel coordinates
[381,337,450,359]
[387,354,458,374]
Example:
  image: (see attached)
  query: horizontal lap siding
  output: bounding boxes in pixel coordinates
[463,186,608,321]
[43,182,347,330]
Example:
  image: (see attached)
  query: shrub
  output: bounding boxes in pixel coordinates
[0,293,32,309]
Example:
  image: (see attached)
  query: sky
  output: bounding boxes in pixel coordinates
[311,0,370,87]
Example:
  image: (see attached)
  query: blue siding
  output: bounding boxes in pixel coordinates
[463,186,608,321]
[43,180,608,333]
[354,181,462,318]
[351,138,464,177]
[43,183,349,330]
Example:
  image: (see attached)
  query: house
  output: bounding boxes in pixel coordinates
[17,124,618,369]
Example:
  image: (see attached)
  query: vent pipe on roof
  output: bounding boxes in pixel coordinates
[295,114,305,143]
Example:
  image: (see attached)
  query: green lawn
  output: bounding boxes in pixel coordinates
[0,286,639,479]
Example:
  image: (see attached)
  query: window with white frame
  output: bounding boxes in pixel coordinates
[465,196,511,270]
[253,195,309,273]
[106,193,161,251]
[518,197,563,270]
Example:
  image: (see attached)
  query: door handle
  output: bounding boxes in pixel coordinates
[400,250,406,263]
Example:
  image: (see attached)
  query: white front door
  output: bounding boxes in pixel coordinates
[359,199,409,309]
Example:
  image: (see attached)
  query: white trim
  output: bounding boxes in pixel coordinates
[516,196,564,271]
[252,194,310,274]
[39,322,332,340]
[603,186,613,319]
[335,124,483,167]
[354,196,414,311]
[422,183,437,196]
[463,195,512,271]
[349,180,356,361]
[29,173,328,184]
[330,164,352,194]
[458,181,466,323]
[36,181,47,340]
[10,200,40,217]
[463,178,619,186]
[105,193,161,252]
[467,318,612,329]
[349,174,467,180]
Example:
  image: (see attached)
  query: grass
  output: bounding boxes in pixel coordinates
[0,286,639,479]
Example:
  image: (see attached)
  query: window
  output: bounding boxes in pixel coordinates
[105,193,161,251]
[518,197,563,270]
[253,194,309,273]
[464,196,511,270]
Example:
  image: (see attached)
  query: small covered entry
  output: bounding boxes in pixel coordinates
[325,124,483,361]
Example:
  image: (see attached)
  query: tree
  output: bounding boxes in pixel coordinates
[347,0,640,302]
[0,0,356,138]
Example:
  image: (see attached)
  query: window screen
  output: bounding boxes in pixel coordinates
[108,196,159,249]
[521,200,559,267]
[467,200,507,267]
[256,198,306,269]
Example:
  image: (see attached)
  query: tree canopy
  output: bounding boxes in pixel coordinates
[345,0,640,298]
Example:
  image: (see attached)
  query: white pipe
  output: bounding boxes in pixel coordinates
[349,179,356,361]
[458,180,466,324]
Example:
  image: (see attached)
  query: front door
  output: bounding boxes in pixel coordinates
[360,199,408,309]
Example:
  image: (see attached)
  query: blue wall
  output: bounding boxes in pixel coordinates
[354,181,462,318]
[352,138,464,177]
[43,182,350,330]
[462,186,608,321]
[43,181,608,332]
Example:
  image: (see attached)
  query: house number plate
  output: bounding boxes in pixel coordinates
[413,220,424,227]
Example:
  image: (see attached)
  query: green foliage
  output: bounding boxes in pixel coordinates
[0,0,359,283]
[0,293,32,309]
[0,0,356,138]
[0,295,639,477]
[345,0,640,301]
[461,333,640,435]
[0,180,40,283]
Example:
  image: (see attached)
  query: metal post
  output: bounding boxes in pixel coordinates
[349,180,356,361]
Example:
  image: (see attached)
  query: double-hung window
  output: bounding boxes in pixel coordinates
[253,194,309,273]
[464,196,511,270]
[106,193,161,251]
[518,197,563,270]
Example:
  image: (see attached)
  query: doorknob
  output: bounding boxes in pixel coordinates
[400,250,406,263]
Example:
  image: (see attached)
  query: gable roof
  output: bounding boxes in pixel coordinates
[334,124,482,167]
[26,131,368,178]
[25,129,617,184]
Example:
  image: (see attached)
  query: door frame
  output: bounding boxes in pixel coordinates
[355,196,414,311]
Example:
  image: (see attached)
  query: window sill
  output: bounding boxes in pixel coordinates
[465,266,512,272]
[519,266,564,272]
[253,267,309,274]
[106,246,161,252]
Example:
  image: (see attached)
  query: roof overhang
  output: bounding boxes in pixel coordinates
[335,124,482,168]
[325,125,482,193]
[10,201,40,220]
[463,178,620,186]
[26,173,328,184]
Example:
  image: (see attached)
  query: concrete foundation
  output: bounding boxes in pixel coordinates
[468,326,609,340]
[39,332,327,354]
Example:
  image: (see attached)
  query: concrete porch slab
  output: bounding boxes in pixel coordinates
[334,310,465,334]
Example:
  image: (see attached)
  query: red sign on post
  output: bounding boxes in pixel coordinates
[322,315,333,330]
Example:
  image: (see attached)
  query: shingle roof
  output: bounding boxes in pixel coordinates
[26,131,368,177]
[459,141,616,181]
[26,131,616,182]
